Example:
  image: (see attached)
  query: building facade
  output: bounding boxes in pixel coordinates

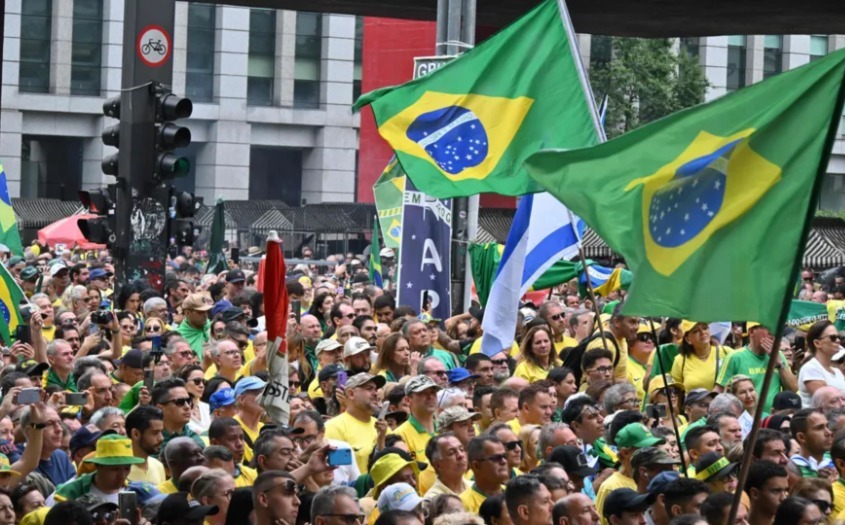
[1,0,362,206]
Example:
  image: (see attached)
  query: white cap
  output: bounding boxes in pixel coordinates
[343,336,374,358]
[377,483,422,514]
[379,248,395,258]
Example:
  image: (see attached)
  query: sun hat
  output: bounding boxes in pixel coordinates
[83,434,145,465]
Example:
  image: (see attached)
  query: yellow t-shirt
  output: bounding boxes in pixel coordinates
[392,416,436,494]
[627,357,649,402]
[595,472,636,525]
[234,415,264,464]
[833,479,845,517]
[235,464,258,488]
[507,418,522,436]
[469,338,520,358]
[204,341,256,380]
[513,361,552,383]
[158,479,178,494]
[554,336,578,355]
[128,456,166,485]
[670,346,730,392]
[459,486,496,514]
[42,325,56,342]
[324,412,378,474]
[586,334,628,382]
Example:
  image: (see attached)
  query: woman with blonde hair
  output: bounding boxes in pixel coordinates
[518,424,541,473]
[728,375,758,416]
[514,325,557,383]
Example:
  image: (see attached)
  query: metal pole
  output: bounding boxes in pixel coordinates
[461,0,478,312]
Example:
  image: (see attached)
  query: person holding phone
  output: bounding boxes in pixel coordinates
[324,373,388,474]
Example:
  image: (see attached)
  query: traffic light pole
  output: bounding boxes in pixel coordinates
[113,0,177,292]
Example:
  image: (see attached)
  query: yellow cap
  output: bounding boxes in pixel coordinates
[680,320,707,336]
[0,454,20,477]
[20,507,49,525]
[83,434,145,466]
[370,454,423,495]
[637,322,653,335]
[648,374,685,395]
[744,322,762,336]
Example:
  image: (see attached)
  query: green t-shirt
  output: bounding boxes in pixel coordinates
[648,344,679,382]
[716,347,787,413]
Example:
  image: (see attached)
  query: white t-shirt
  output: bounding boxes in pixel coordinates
[798,357,845,407]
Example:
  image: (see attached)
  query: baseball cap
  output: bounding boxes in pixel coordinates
[211,300,233,318]
[315,339,343,355]
[127,481,167,506]
[16,360,48,377]
[377,483,423,514]
[6,256,22,268]
[648,374,684,395]
[346,372,386,390]
[772,391,802,411]
[684,388,718,407]
[20,267,39,282]
[75,493,118,513]
[226,269,246,283]
[0,454,20,476]
[695,452,738,482]
[318,363,345,382]
[83,434,145,466]
[343,336,374,358]
[118,349,144,369]
[221,307,247,323]
[50,263,69,277]
[209,388,236,411]
[182,293,212,312]
[70,425,115,456]
[234,377,267,398]
[603,488,655,519]
[469,305,485,322]
[404,375,443,396]
[680,320,707,335]
[448,367,478,384]
[437,406,481,429]
[647,471,681,496]
[631,447,681,472]
[615,423,664,449]
[88,268,110,282]
[417,313,441,324]
[380,248,395,258]
[156,492,218,525]
[547,446,597,478]
[351,273,370,285]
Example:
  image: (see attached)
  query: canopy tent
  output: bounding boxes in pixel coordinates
[37,214,106,251]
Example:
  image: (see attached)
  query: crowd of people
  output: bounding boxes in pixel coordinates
[2,245,845,525]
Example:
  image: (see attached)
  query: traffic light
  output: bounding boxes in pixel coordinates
[78,186,117,245]
[168,189,202,246]
[101,97,121,177]
[153,86,193,180]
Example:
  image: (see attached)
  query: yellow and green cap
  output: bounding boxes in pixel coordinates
[83,434,145,466]
[0,454,19,476]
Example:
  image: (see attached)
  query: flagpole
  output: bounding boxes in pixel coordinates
[726,64,845,525]
[646,318,687,477]
[566,211,611,356]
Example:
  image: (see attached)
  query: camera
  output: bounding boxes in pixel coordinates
[91,310,114,325]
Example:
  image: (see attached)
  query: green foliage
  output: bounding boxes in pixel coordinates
[589,37,709,138]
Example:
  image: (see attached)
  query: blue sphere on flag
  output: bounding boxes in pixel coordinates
[406,106,489,175]
[0,299,10,326]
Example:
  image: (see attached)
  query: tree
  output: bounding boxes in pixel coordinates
[589,37,709,138]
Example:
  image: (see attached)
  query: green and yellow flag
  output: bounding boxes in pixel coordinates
[373,158,405,249]
[354,0,597,198]
[0,262,25,345]
[0,166,23,256]
[525,50,845,329]
[369,216,383,287]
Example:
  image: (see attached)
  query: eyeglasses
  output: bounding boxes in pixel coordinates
[263,479,299,497]
[827,335,841,343]
[178,351,195,359]
[321,515,365,525]
[491,359,508,365]
[338,313,356,320]
[91,510,116,522]
[620,398,640,408]
[166,397,193,407]
[223,349,242,357]
[145,325,162,333]
[189,378,204,386]
[504,440,521,451]
[481,453,508,464]
[590,366,613,375]
[811,499,832,514]
[61,319,79,326]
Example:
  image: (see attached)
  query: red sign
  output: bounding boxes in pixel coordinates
[137,24,172,68]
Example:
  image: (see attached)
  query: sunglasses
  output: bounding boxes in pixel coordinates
[491,359,508,365]
[637,333,654,342]
[811,499,831,514]
[264,479,299,497]
[481,453,508,464]
[504,440,521,451]
[145,325,162,333]
[290,381,301,389]
[166,397,193,408]
[189,378,204,386]
[339,313,356,320]
[827,335,840,343]
[550,313,564,321]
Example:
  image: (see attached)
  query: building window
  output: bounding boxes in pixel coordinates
[71,0,103,96]
[763,35,782,79]
[726,35,746,92]
[810,35,828,62]
[186,4,216,103]
[294,12,322,109]
[247,9,276,106]
[19,0,52,93]
[353,16,363,102]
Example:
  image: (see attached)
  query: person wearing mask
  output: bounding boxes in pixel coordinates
[324,372,387,474]
[460,436,510,514]
[423,433,470,499]
[125,406,165,485]
[746,461,789,525]
[505,475,554,525]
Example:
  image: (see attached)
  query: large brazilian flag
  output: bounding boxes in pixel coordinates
[0,166,23,257]
[0,262,25,345]
[525,49,845,330]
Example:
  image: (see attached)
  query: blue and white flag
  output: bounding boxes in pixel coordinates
[396,178,453,320]
[480,192,584,356]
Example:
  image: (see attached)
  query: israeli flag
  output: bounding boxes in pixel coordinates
[480,192,584,356]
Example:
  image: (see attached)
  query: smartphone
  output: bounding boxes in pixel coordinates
[13,326,30,347]
[151,335,162,354]
[646,404,667,420]
[88,324,99,336]
[327,448,353,467]
[231,248,240,265]
[378,401,390,420]
[144,369,154,391]
[292,300,301,324]
[17,388,40,405]
[118,491,138,525]
[422,291,430,312]
[336,371,348,388]
[65,392,88,406]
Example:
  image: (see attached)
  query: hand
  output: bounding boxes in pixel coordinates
[375,418,388,441]
[82,389,95,413]
[334,264,347,278]
[1,387,22,413]
[760,334,775,357]
[106,314,120,333]
[138,386,151,406]
[10,342,34,361]
[30,401,46,422]
[29,311,43,330]
[305,443,333,475]
[79,333,101,353]
[47,391,67,410]
[409,352,422,375]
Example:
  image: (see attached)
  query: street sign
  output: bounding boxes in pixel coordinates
[137,25,171,67]
[413,55,457,79]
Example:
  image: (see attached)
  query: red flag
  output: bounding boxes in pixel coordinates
[264,234,288,355]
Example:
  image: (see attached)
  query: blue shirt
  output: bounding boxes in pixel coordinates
[36,450,76,487]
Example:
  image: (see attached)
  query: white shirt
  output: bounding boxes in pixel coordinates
[188,402,212,435]
[328,439,360,485]
[798,357,845,407]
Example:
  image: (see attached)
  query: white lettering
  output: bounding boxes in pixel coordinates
[421,239,443,272]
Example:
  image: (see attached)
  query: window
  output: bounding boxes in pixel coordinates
[186,4,216,103]
[726,35,746,92]
[19,0,52,93]
[810,35,828,62]
[71,0,103,96]
[763,35,782,79]
[352,16,363,102]
[247,9,276,106]
[680,37,699,59]
[294,12,322,109]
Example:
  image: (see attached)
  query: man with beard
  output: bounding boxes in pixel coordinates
[126,405,166,484]
[324,373,388,474]
[465,354,495,388]
[354,316,378,346]
[343,337,374,375]
[490,352,511,384]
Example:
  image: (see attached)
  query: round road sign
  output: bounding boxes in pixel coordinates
[137,25,172,68]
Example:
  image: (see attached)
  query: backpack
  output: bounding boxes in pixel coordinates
[560,331,621,385]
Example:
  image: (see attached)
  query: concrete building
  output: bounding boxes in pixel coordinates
[1,0,362,205]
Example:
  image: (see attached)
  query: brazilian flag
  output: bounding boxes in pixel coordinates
[354,0,597,198]
[373,158,405,249]
[0,167,23,256]
[0,262,24,345]
[369,216,383,287]
[525,49,845,330]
